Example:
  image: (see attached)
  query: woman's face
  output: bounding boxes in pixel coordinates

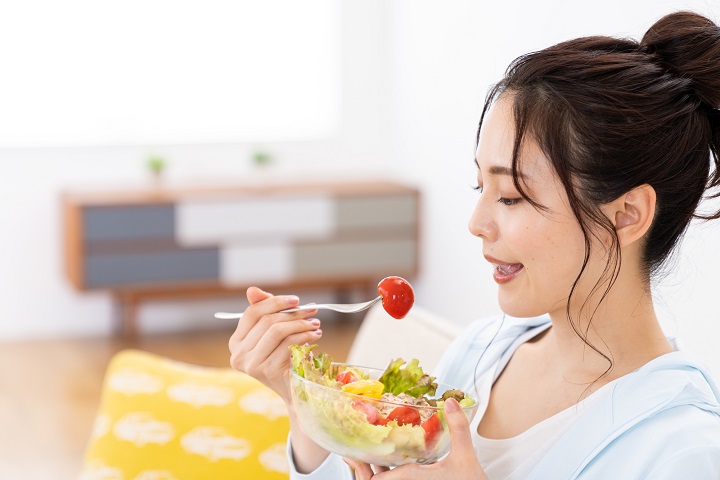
[469,95,593,318]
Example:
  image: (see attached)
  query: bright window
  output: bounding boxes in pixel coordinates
[0,0,341,147]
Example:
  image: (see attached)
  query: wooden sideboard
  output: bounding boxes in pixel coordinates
[62,180,420,337]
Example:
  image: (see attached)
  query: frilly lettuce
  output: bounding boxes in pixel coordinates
[378,358,438,398]
[289,343,367,388]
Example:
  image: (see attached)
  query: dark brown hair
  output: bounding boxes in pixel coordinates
[477,11,720,366]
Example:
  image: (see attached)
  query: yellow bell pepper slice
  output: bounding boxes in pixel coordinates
[341,379,384,399]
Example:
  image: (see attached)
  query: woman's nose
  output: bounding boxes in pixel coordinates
[468,199,497,241]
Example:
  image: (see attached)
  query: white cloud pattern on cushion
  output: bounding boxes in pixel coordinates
[109,369,163,395]
[238,390,288,420]
[133,470,179,480]
[166,381,235,408]
[113,412,174,446]
[78,460,124,480]
[180,426,252,462]
[259,443,290,473]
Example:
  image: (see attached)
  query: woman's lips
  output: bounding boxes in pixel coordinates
[485,255,524,284]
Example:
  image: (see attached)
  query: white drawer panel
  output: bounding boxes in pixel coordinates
[176,195,335,245]
[220,243,293,285]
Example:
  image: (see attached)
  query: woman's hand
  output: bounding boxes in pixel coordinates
[229,287,333,474]
[344,398,488,480]
[228,286,321,402]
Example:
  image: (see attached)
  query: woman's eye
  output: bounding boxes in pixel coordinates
[471,185,483,194]
[497,197,521,206]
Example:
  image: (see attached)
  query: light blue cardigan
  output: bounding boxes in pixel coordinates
[288,315,720,479]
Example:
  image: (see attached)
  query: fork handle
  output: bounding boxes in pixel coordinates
[214,304,320,320]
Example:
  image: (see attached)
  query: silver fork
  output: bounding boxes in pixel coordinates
[214,296,382,320]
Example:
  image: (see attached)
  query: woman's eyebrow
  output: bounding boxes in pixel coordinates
[488,165,525,177]
[474,160,526,178]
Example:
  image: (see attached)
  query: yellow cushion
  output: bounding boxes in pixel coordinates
[79,349,290,480]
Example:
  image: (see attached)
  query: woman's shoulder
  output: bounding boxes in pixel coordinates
[531,352,720,478]
[589,403,720,478]
[624,350,720,412]
[433,314,551,386]
[453,313,551,348]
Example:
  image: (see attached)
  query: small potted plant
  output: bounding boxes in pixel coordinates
[146,155,166,184]
[251,150,274,168]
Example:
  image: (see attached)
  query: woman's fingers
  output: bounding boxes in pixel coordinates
[240,307,317,352]
[229,287,322,375]
[343,459,391,479]
[444,398,474,458]
[229,287,304,371]
[246,286,272,304]
[443,398,489,479]
[230,287,299,344]
[245,316,322,370]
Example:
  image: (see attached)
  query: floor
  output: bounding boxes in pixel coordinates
[0,317,362,480]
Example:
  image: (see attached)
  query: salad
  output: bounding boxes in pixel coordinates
[289,344,477,466]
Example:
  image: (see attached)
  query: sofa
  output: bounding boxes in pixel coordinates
[78,303,460,480]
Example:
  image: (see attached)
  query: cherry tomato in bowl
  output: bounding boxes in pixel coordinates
[386,405,421,426]
[377,276,414,319]
[336,370,359,385]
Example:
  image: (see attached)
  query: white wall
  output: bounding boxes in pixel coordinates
[1,0,718,379]
[0,1,392,338]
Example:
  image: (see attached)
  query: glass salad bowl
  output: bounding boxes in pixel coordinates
[289,363,479,467]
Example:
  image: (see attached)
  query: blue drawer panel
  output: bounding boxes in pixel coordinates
[85,249,219,287]
[83,205,175,241]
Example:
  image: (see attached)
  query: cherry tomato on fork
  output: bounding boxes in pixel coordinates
[377,276,415,319]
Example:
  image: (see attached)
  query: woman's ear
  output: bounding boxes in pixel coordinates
[607,184,656,247]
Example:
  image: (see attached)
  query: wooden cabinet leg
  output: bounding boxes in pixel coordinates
[124,296,139,339]
[113,294,140,339]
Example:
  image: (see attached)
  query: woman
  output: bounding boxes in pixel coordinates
[229,11,720,479]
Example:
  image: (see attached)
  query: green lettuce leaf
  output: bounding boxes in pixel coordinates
[311,390,394,448]
[378,358,438,398]
[289,344,357,388]
[290,344,317,378]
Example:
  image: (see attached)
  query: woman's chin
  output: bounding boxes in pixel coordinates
[498,297,546,319]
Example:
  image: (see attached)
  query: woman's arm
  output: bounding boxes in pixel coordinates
[228,287,336,475]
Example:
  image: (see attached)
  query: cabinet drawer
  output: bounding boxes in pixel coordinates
[83,205,175,241]
[175,195,334,245]
[336,195,417,231]
[84,248,218,287]
[295,239,416,277]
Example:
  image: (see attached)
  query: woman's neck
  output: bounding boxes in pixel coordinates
[544,275,673,383]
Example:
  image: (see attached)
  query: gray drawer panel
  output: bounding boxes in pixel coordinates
[295,239,416,277]
[337,195,417,231]
[85,249,219,287]
[83,205,175,241]
[336,195,417,230]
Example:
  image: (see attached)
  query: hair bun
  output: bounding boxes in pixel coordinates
[641,11,720,108]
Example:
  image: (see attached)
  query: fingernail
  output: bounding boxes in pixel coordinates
[286,296,300,305]
[314,329,322,336]
[310,319,321,327]
[445,398,459,412]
